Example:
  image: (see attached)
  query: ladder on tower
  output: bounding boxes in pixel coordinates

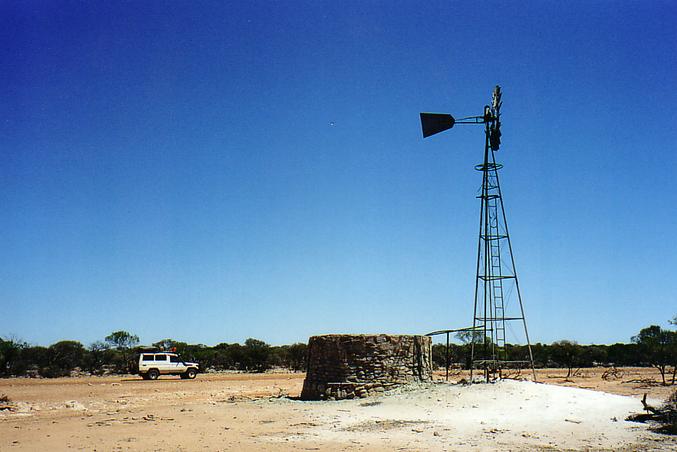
[487,194,506,360]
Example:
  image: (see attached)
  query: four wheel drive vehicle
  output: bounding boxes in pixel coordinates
[138,352,199,380]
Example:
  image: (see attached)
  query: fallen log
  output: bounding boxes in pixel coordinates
[627,391,677,435]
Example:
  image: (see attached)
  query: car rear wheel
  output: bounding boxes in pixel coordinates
[148,369,160,380]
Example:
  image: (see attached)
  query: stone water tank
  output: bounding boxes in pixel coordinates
[301,334,432,400]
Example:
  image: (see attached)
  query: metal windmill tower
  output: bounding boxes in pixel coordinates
[420,86,536,382]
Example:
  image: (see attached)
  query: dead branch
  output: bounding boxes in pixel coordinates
[602,367,624,381]
[628,391,677,435]
[641,393,660,415]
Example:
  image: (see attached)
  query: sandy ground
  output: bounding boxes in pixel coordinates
[0,368,674,451]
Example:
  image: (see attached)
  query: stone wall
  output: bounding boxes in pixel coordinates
[301,334,432,400]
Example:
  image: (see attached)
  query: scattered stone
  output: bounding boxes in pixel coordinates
[64,401,86,410]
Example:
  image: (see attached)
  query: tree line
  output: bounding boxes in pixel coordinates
[0,331,307,378]
[1,319,674,383]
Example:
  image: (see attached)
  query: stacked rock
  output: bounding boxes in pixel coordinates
[300,334,432,400]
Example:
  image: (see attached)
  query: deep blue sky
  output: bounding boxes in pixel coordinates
[1,1,675,347]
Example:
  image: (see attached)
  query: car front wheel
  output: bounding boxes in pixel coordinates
[185,368,197,379]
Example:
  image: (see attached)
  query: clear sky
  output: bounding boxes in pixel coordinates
[2,1,676,347]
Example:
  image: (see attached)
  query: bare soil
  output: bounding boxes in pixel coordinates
[0,368,674,451]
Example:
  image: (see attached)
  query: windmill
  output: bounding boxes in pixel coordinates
[421,86,536,382]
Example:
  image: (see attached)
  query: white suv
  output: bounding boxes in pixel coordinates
[138,352,199,380]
